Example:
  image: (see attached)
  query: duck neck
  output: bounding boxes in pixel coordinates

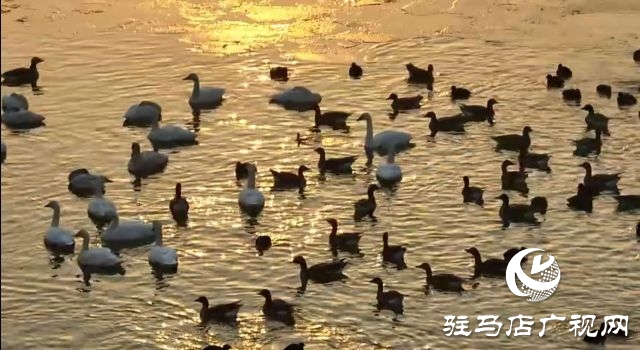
[247,169,257,189]
[314,107,322,125]
[375,281,384,300]
[501,163,509,174]
[367,188,377,205]
[463,178,470,190]
[50,206,61,227]
[175,185,182,199]
[263,294,272,308]
[329,223,337,238]
[583,166,592,179]
[317,151,326,168]
[387,148,396,164]
[30,62,38,70]
[364,118,374,148]
[81,235,90,251]
[200,299,209,310]
[191,79,200,97]
[471,251,482,278]
[107,215,120,230]
[297,260,308,272]
[425,266,433,285]
[487,103,494,115]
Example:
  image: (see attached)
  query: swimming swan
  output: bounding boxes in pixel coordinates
[376,146,403,186]
[269,86,322,112]
[87,185,118,229]
[1,109,45,129]
[357,113,413,163]
[183,73,225,113]
[238,163,265,217]
[148,221,178,270]
[147,120,198,149]
[122,101,162,127]
[75,229,124,273]
[44,201,75,254]
[2,93,28,112]
[101,214,156,248]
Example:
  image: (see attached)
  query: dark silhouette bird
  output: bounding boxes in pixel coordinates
[562,88,581,102]
[169,182,189,226]
[556,64,572,80]
[582,104,610,136]
[450,86,471,100]
[492,126,533,152]
[634,49,640,62]
[425,111,465,137]
[258,289,295,326]
[369,277,404,316]
[596,84,612,98]
[353,184,379,221]
[416,262,474,293]
[613,195,640,212]
[292,255,347,291]
[235,161,250,181]
[567,184,594,213]
[461,176,484,206]
[580,161,621,194]
[387,93,423,117]
[326,218,362,253]
[283,343,305,350]
[503,247,528,262]
[617,92,637,107]
[458,98,498,125]
[194,296,242,324]
[405,63,434,89]
[349,62,363,79]
[518,147,551,173]
[546,74,564,88]
[202,344,231,350]
[313,147,357,174]
[497,193,539,228]
[270,66,288,82]
[572,130,603,157]
[311,105,350,130]
[382,232,407,269]
[269,165,310,190]
[255,235,272,255]
[67,168,111,198]
[508,196,548,222]
[465,247,521,278]
[583,322,606,345]
[500,160,529,194]
[1,57,44,88]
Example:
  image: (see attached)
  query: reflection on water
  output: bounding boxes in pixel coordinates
[1,0,640,350]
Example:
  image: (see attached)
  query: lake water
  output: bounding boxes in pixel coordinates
[1,1,639,349]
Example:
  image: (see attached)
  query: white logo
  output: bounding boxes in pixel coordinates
[506,248,561,302]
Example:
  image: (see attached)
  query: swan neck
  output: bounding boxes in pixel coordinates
[81,235,90,251]
[364,118,374,146]
[191,79,200,97]
[247,169,257,189]
[51,207,61,227]
[387,148,396,163]
[472,252,482,278]
[155,227,163,246]
[376,282,384,299]
[107,215,119,230]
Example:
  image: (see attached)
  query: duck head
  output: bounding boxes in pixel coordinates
[522,126,533,134]
[291,255,307,266]
[357,113,372,121]
[487,98,498,106]
[31,57,44,65]
[194,296,208,304]
[451,86,457,92]
[369,277,383,285]
[183,73,199,81]
[325,218,338,228]
[424,111,437,120]
[531,196,548,214]
[495,193,509,202]
[464,247,480,256]
[44,200,60,209]
[298,165,311,173]
[462,176,470,186]
[579,162,592,171]
[74,229,90,239]
[386,93,398,101]
[546,74,553,80]
[257,289,271,299]
[581,104,595,113]
[175,182,183,197]
[427,64,434,71]
[131,142,141,156]
[313,147,325,155]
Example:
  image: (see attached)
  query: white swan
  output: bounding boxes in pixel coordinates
[87,185,118,228]
[1,109,45,129]
[44,201,75,254]
[128,142,169,178]
[238,164,265,217]
[269,86,322,111]
[101,214,156,248]
[357,113,413,161]
[75,229,123,271]
[123,101,162,127]
[1,141,6,163]
[148,221,178,269]
[2,93,28,112]
[376,146,403,186]
[147,120,198,149]
[183,73,224,110]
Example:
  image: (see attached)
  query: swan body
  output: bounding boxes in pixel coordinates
[269,86,322,111]
[1,110,45,129]
[68,168,111,197]
[75,229,123,272]
[357,113,413,161]
[128,142,169,178]
[2,93,28,112]
[122,101,162,127]
[376,147,402,185]
[44,201,75,254]
[184,73,224,110]
[147,121,198,149]
[87,191,118,228]
[148,221,178,269]
[101,215,156,248]
[238,164,265,217]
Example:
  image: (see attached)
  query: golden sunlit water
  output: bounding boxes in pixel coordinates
[1,0,640,349]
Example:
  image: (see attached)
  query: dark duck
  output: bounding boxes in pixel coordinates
[416,262,475,293]
[235,161,250,181]
[491,126,533,152]
[580,161,621,194]
[458,98,498,125]
[382,232,407,269]
[326,218,362,253]
[546,74,564,88]
[506,196,548,222]
[269,66,288,82]
[269,165,310,191]
[313,147,357,174]
[425,111,465,137]
[450,85,471,100]
[613,194,640,212]
[617,92,637,107]
[291,255,347,291]
[405,63,434,89]
[1,56,44,88]
[567,184,594,213]
[194,296,242,324]
[461,176,484,206]
[353,184,379,221]
[562,88,581,103]
[583,322,606,345]
[255,235,272,255]
[369,277,404,316]
[518,147,551,173]
[496,194,540,228]
[283,343,305,350]
[465,247,526,278]
[169,182,189,226]
[596,84,612,98]
[202,345,231,350]
[349,62,363,79]
[387,93,423,117]
[500,160,529,194]
[572,130,602,157]
[582,104,610,135]
[556,64,572,80]
[258,289,295,326]
[311,104,350,130]
[635,49,640,62]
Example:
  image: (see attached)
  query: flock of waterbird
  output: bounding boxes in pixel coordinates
[2,48,640,349]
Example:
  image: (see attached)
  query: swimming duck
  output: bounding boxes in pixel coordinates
[581,104,610,136]
[325,218,362,253]
[583,323,606,345]
[203,345,231,350]
[283,343,304,350]
[353,184,380,221]
[235,161,250,181]
[376,146,402,186]
[1,109,46,129]
[518,147,551,173]
[101,215,156,249]
[258,289,295,326]
[416,262,470,293]
[68,168,112,197]
[195,296,242,324]
[580,162,621,194]
[461,176,484,206]
[596,84,612,98]
[405,63,434,89]
[546,74,564,88]
[503,247,528,262]
[1,57,44,87]
[567,184,594,213]
[122,101,162,127]
[270,66,289,82]
[238,164,265,217]
[87,185,118,229]
[127,142,169,179]
[349,62,363,79]
[311,104,350,130]
[270,165,310,191]
[313,147,357,174]
[1,142,5,163]
[269,86,322,112]
[507,196,547,223]
[292,255,347,290]
[382,232,407,269]
[613,195,640,212]
[75,229,124,276]
[147,120,198,150]
[458,98,498,125]
[450,86,471,100]
[496,193,538,227]
[255,235,272,255]
[465,247,510,278]
[562,88,581,102]
[169,182,189,226]
[357,112,414,162]
[387,93,423,117]
[492,126,533,152]
[183,73,225,113]
[2,93,28,112]
[501,160,529,194]
[572,130,602,157]
[556,64,572,80]
[617,92,637,106]
[369,277,404,315]
[425,111,465,137]
[44,201,75,254]
[148,221,178,271]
